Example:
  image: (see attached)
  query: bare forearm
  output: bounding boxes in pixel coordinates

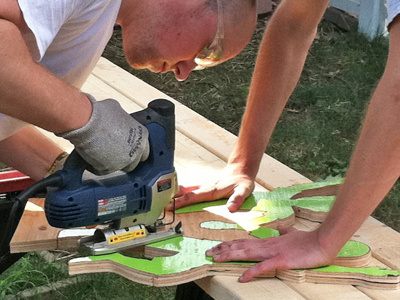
[229,0,330,178]
[0,20,91,133]
[318,70,400,257]
[0,126,64,180]
[317,19,400,256]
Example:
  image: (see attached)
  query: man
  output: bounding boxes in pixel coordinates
[174,0,400,282]
[0,0,257,180]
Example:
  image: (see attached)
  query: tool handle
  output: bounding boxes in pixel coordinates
[131,99,175,150]
[57,99,175,191]
[57,150,86,190]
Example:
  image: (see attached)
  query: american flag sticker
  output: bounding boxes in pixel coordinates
[157,178,172,192]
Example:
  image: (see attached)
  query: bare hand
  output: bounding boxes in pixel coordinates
[206,227,334,282]
[168,165,255,212]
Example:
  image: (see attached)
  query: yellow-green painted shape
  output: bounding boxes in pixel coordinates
[251,227,280,238]
[311,266,400,276]
[177,179,342,231]
[90,237,219,275]
[86,179,399,281]
[88,236,393,278]
[338,241,370,258]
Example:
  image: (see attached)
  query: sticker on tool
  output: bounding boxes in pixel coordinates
[157,178,172,192]
[97,196,127,216]
[108,228,146,245]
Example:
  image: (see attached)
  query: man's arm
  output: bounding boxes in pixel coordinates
[0,15,149,175]
[0,126,65,180]
[317,17,400,258]
[0,19,92,133]
[173,0,331,211]
[207,7,400,283]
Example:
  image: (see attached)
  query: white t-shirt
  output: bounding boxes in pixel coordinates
[388,0,400,25]
[0,0,121,140]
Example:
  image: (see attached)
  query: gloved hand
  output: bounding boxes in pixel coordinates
[57,94,150,175]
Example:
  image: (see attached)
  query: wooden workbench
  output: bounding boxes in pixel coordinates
[22,58,400,299]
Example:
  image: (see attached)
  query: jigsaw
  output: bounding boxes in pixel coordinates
[1,98,181,260]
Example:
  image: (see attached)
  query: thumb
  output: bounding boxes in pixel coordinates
[226,186,248,212]
[239,258,279,282]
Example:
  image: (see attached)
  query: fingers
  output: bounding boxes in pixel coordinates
[207,239,293,283]
[174,185,200,198]
[206,229,333,283]
[226,184,252,212]
[206,238,278,260]
[206,240,286,283]
[167,165,256,211]
[166,185,202,211]
[168,184,235,211]
[206,239,254,256]
[212,247,277,263]
[239,257,285,283]
[171,181,252,212]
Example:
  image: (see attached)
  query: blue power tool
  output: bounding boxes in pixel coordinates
[43,99,180,255]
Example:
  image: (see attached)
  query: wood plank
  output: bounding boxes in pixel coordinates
[285,281,372,300]
[357,287,400,300]
[352,217,400,270]
[10,199,92,253]
[10,199,58,252]
[196,276,306,300]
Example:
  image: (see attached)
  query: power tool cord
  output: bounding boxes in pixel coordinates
[0,174,64,255]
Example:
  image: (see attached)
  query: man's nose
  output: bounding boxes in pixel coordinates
[174,60,197,81]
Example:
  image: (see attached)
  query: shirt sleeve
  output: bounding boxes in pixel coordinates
[17,0,81,61]
[388,0,400,25]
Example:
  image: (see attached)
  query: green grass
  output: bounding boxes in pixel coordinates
[0,252,175,299]
[1,15,399,299]
[0,253,66,299]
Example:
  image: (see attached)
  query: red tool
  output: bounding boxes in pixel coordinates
[0,170,35,195]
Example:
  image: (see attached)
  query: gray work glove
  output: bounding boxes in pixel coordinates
[57,94,150,175]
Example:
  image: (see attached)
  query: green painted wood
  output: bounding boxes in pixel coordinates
[69,179,400,287]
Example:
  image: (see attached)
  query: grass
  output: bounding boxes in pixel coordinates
[1,14,398,300]
[0,253,65,299]
[0,252,175,299]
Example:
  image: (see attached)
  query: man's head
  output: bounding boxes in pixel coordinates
[117,0,257,81]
